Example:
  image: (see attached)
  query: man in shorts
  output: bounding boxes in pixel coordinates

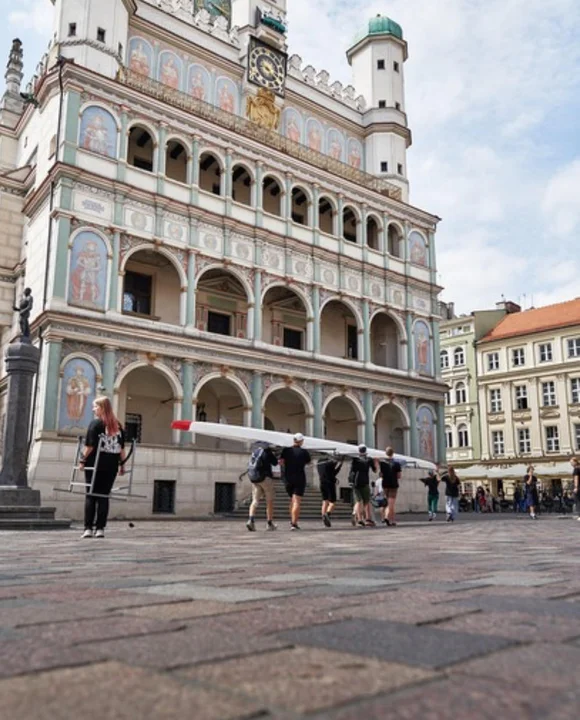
[317,456,343,527]
[280,433,311,530]
[350,445,377,527]
[246,443,278,532]
[571,456,580,521]
[379,447,402,526]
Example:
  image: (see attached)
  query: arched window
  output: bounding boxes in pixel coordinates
[318,196,335,234]
[165,139,187,183]
[232,164,252,206]
[262,175,282,217]
[343,206,358,243]
[454,347,465,366]
[199,152,222,195]
[440,350,449,369]
[291,186,309,226]
[366,215,380,250]
[458,424,469,448]
[387,224,403,257]
[127,125,154,172]
[444,390,451,405]
[455,382,467,405]
[445,426,453,449]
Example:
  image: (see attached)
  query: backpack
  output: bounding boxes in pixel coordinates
[247,447,266,483]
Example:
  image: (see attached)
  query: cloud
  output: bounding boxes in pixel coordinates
[9,0,53,37]
[542,158,580,236]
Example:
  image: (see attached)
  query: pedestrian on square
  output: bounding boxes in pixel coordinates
[569,456,580,521]
[513,485,521,513]
[79,397,126,539]
[317,455,342,527]
[441,465,460,522]
[349,445,377,527]
[280,433,311,531]
[420,468,440,521]
[524,465,539,520]
[378,447,402,526]
[246,442,279,532]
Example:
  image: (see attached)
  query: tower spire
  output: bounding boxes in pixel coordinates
[1,38,25,123]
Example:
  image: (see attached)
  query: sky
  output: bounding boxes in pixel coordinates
[2,0,580,314]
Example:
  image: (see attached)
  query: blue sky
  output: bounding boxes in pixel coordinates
[2,0,580,313]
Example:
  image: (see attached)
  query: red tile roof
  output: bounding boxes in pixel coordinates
[480,298,580,343]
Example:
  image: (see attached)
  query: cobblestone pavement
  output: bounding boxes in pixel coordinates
[1,514,580,719]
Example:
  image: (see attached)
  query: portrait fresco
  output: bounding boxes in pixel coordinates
[347,138,363,169]
[327,128,345,161]
[188,63,211,101]
[282,107,303,143]
[68,231,108,310]
[417,406,436,462]
[215,77,238,114]
[414,320,432,375]
[128,37,153,77]
[305,118,324,153]
[409,231,428,267]
[79,106,117,159]
[58,358,97,434]
[158,50,182,90]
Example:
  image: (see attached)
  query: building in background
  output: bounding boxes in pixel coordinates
[0,0,445,518]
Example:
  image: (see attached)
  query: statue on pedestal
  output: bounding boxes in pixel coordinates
[13,288,33,341]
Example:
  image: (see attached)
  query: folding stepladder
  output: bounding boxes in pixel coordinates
[54,435,147,501]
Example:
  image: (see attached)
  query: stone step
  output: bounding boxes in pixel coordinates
[0,518,72,530]
[0,506,59,519]
[231,486,354,520]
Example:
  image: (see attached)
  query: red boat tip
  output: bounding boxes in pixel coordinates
[172,420,193,431]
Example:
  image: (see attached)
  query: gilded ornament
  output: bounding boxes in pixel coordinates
[246,89,281,131]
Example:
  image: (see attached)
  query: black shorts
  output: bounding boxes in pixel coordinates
[320,480,337,503]
[285,477,306,498]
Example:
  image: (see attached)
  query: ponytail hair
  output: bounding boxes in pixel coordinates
[94,396,120,436]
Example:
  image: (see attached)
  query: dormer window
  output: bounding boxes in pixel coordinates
[97,27,106,43]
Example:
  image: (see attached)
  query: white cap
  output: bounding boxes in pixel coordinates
[358,444,367,454]
[294,433,305,443]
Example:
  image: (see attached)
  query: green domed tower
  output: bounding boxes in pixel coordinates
[346,14,411,202]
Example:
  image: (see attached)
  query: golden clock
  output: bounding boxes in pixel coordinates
[247,39,287,97]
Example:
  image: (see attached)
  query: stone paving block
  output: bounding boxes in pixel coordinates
[0,636,105,679]
[450,594,580,618]
[128,582,294,603]
[0,661,264,720]
[462,572,562,587]
[121,600,244,621]
[278,618,516,669]
[177,646,434,714]
[332,599,481,626]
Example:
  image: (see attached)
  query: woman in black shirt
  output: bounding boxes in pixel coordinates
[524,465,539,520]
[79,396,126,539]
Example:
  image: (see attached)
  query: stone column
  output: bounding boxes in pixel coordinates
[41,339,62,432]
[181,361,194,446]
[225,148,233,216]
[52,216,72,300]
[117,107,128,182]
[364,390,374,448]
[186,250,196,327]
[255,161,264,228]
[102,347,116,398]
[362,299,371,364]
[312,184,320,246]
[406,312,414,372]
[312,286,321,354]
[436,402,446,465]
[313,382,323,438]
[408,397,419,457]
[253,269,262,342]
[251,373,263,428]
[191,135,200,205]
[156,124,166,194]
[108,231,120,311]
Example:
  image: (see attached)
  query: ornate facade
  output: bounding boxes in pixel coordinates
[0,0,445,517]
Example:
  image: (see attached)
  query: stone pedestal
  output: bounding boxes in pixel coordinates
[0,341,71,530]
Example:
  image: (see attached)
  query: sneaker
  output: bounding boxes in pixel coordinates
[357,520,366,527]
[433,514,437,520]
[246,519,256,532]
[81,529,93,539]
[365,519,376,527]
[446,516,452,522]
[322,513,332,528]
[351,516,357,527]
[266,521,277,531]
[290,523,301,531]
[94,529,105,539]
[428,514,433,521]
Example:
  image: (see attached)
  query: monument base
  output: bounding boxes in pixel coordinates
[0,487,72,530]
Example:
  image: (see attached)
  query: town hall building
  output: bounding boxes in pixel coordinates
[0,0,445,517]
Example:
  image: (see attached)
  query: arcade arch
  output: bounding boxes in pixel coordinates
[262,286,309,350]
[324,395,364,444]
[199,151,223,195]
[374,402,407,453]
[263,386,311,435]
[165,139,188,183]
[370,312,401,369]
[122,248,183,325]
[232,163,253,206]
[262,175,283,216]
[318,195,336,235]
[127,124,155,172]
[387,223,404,258]
[196,268,250,338]
[320,300,360,360]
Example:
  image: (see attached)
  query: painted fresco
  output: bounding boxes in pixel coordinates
[188,63,211,102]
[347,138,363,169]
[58,358,96,434]
[305,118,324,153]
[158,50,182,90]
[68,231,108,310]
[417,406,436,462]
[128,37,153,77]
[215,76,238,114]
[409,230,428,267]
[414,319,432,375]
[283,107,303,143]
[327,128,345,161]
[194,0,231,26]
[79,106,117,159]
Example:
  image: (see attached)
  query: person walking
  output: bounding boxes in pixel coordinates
[349,445,377,527]
[246,442,279,532]
[280,433,311,530]
[513,485,521,513]
[378,447,402,526]
[79,397,126,539]
[571,457,580,521]
[420,469,440,521]
[524,465,539,520]
[317,456,342,528]
[441,465,460,522]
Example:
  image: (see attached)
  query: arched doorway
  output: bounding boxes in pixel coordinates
[117,366,178,445]
[324,396,362,444]
[387,224,403,257]
[370,313,401,369]
[262,286,308,350]
[196,268,249,338]
[264,387,309,434]
[375,403,407,454]
[195,376,249,449]
[123,249,182,325]
[320,300,359,360]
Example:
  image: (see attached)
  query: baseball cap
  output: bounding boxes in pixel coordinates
[294,433,305,443]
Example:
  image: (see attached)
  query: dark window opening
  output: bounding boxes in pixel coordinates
[207,311,231,336]
[378,100,386,108]
[123,271,152,316]
[394,61,400,72]
[347,324,358,360]
[377,59,385,70]
[291,212,304,224]
[133,156,153,172]
[97,27,106,43]
[153,480,176,514]
[395,102,401,111]
[380,161,388,172]
[125,413,142,444]
[214,482,235,513]
[212,183,221,195]
[118,42,124,58]
[397,163,403,175]
[68,23,77,37]
[283,328,303,350]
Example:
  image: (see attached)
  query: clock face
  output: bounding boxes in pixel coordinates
[248,40,287,96]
